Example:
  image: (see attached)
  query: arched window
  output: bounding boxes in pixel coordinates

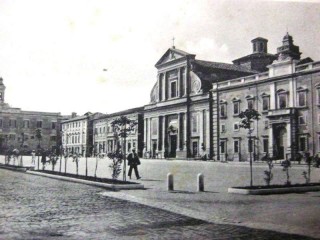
[219,100,227,118]
[232,98,240,115]
[261,93,270,111]
[297,87,308,107]
[277,89,288,109]
[245,95,255,110]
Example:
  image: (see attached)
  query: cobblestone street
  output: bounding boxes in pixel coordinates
[1,168,318,239]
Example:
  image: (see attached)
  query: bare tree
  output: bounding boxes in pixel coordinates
[239,109,260,187]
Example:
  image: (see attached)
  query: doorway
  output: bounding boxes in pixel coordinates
[152,140,157,158]
[169,135,177,158]
[274,126,287,160]
[192,140,199,157]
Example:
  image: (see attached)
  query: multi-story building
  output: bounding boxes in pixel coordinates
[93,107,144,157]
[212,33,320,161]
[143,46,256,159]
[0,78,63,153]
[61,112,104,156]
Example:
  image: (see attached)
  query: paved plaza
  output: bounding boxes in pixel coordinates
[1,156,320,239]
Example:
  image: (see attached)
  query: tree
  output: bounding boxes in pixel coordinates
[302,152,312,184]
[48,152,59,171]
[262,153,274,186]
[111,116,137,181]
[239,108,260,187]
[64,150,69,174]
[107,151,123,179]
[35,129,42,169]
[35,129,42,149]
[313,155,320,180]
[72,153,80,175]
[19,132,27,166]
[281,159,291,185]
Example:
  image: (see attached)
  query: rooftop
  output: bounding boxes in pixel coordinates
[194,59,258,74]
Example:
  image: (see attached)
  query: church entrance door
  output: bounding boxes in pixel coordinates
[169,135,177,158]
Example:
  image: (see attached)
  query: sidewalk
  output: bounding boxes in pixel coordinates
[1,156,319,238]
[102,159,320,239]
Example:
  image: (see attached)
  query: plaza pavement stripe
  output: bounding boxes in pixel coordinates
[100,191,240,225]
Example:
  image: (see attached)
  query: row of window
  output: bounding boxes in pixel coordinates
[65,135,81,144]
[63,121,84,130]
[2,134,56,142]
[220,114,311,134]
[0,119,56,129]
[95,126,107,134]
[219,90,309,118]
[220,136,310,155]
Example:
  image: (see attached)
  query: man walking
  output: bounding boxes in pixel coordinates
[127,148,141,180]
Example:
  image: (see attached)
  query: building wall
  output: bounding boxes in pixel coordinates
[61,117,87,155]
[93,110,144,157]
[213,60,320,161]
[0,78,64,154]
[0,108,61,153]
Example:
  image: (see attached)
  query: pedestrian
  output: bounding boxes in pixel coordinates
[41,150,47,170]
[31,150,36,165]
[127,148,141,180]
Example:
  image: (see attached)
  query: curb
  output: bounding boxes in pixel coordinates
[0,164,33,172]
[26,171,145,191]
[228,185,320,195]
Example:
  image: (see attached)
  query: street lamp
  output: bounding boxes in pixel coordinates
[85,114,90,177]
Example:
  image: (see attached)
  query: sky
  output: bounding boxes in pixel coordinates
[0,0,319,115]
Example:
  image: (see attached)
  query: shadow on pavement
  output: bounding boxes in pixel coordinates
[170,190,195,194]
[139,179,163,182]
[202,191,220,193]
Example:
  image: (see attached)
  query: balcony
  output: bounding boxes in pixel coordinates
[266,108,297,118]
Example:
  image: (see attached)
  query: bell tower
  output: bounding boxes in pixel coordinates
[277,32,301,60]
[0,78,5,104]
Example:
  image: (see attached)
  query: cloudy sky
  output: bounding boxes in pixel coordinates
[0,0,319,115]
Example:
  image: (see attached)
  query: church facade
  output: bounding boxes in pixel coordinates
[90,33,320,161]
[143,47,256,159]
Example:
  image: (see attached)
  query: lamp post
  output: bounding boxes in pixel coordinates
[123,125,127,182]
[59,130,63,173]
[85,114,90,177]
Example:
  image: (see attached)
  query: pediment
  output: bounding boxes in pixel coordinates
[155,48,194,67]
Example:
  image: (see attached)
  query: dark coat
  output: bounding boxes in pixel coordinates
[41,152,47,164]
[127,153,140,166]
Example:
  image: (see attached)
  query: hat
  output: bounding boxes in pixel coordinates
[132,148,136,151]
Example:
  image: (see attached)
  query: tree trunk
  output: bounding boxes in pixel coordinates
[65,157,67,173]
[59,155,62,173]
[95,156,98,178]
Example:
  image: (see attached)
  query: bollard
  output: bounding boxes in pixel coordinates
[167,173,174,191]
[197,173,204,192]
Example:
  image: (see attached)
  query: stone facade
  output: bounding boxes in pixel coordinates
[213,33,320,161]
[0,78,63,153]
[92,107,144,157]
[61,112,104,156]
[144,47,256,159]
